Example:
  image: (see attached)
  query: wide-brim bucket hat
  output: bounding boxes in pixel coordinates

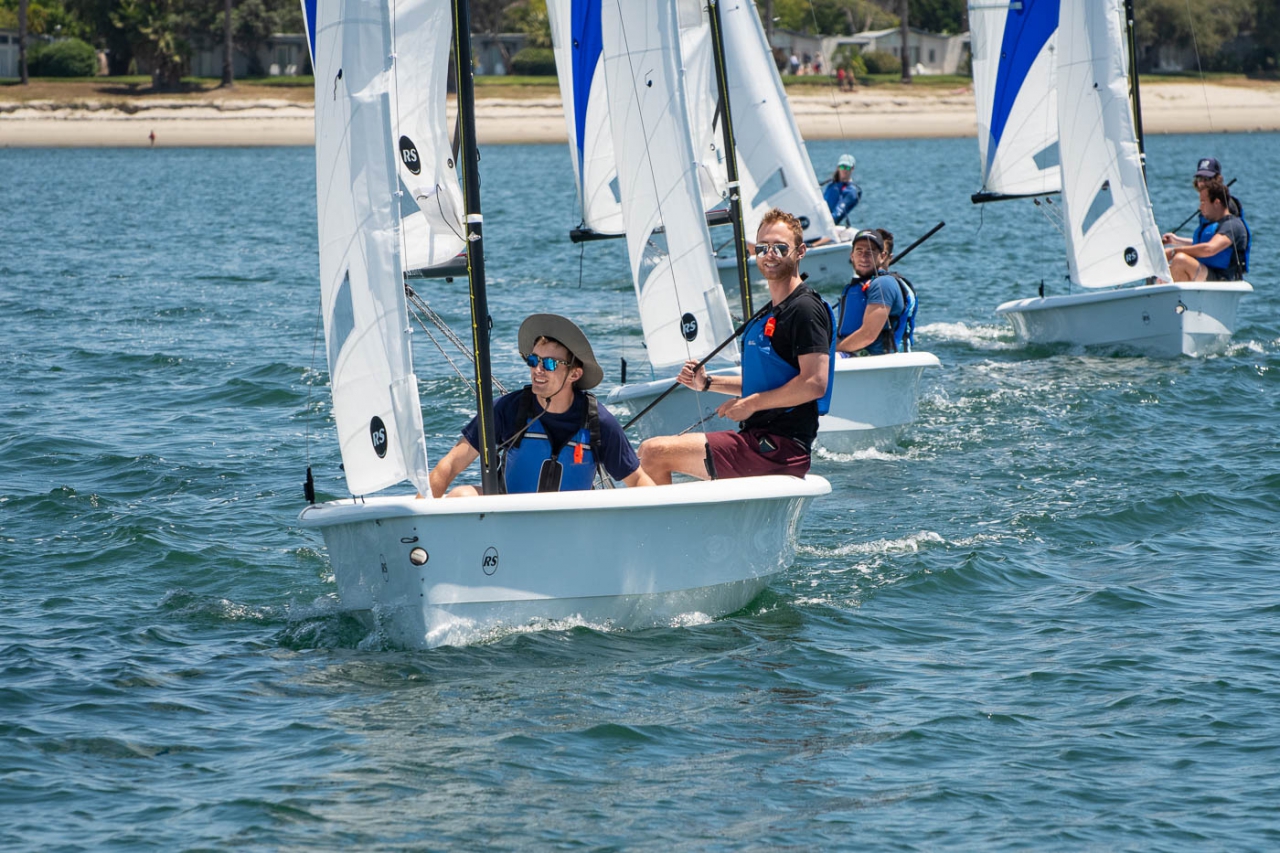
[518,314,603,390]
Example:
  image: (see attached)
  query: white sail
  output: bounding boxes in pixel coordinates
[391,0,467,271]
[601,0,737,371]
[313,0,431,497]
[548,0,626,235]
[969,0,1062,198]
[677,0,731,212]
[715,0,836,241]
[1057,0,1170,287]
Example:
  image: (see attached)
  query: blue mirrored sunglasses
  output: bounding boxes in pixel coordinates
[524,353,569,371]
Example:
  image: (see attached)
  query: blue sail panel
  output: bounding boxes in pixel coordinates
[571,0,603,183]
[987,0,1059,172]
[302,0,318,65]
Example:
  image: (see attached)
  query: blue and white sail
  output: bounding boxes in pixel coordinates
[970,0,1062,199]
[548,0,626,235]
[312,0,433,496]
[600,0,737,371]
[1056,0,1169,287]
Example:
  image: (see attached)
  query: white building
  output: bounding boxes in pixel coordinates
[1,29,20,78]
[769,26,971,76]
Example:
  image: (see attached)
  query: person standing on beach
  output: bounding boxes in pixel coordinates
[638,209,834,484]
[149,130,156,147]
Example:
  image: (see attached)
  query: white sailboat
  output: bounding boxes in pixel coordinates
[974,0,1250,356]
[548,0,854,290]
[596,0,939,454]
[297,0,828,648]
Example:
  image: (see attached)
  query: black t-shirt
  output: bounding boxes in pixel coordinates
[743,284,832,448]
[461,389,640,482]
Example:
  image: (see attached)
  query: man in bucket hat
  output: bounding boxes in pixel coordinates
[429,314,654,496]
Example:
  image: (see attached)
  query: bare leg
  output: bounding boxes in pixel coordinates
[638,435,712,486]
[1168,253,1206,282]
[446,485,481,498]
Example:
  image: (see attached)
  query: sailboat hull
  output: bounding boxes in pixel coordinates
[606,351,941,453]
[996,282,1252,357]
[717,240,854,292]
[298,475,829,648]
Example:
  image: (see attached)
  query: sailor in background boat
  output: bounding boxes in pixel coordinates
[1161,176,1251,283]
[835,230,917,356]
[639,209,835,484]
[428,314,655,497]
[823,154,862,228]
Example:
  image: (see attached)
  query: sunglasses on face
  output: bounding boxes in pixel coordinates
[754,242,793,257]
[524,353,570,372]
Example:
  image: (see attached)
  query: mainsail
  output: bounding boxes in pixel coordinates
[970,0,1062,199]
[391,0,468,271]
[600,0,737,371]
[1056,0,1169,287]
[716,0,836,242]
[312,0,432,496]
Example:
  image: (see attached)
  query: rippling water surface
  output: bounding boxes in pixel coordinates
[3,130,1279,850]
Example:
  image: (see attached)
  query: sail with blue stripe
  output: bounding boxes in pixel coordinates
[970,0,1062,200]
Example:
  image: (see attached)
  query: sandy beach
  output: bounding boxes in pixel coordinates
[2,81,1278,147]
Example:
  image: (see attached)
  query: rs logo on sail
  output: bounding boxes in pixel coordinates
[370,416,388,458]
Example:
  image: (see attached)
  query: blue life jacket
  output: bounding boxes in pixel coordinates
[500,387,602,494]
[837,273,917,353]
[741,298,836,415]
[1195,206,1251,275]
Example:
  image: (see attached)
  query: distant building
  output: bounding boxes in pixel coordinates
[189,33,310,78]
[1,29,19,78]
[769,26,971,76]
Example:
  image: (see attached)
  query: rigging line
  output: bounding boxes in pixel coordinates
[1182,0,1214,133]
[804,0,848,139]
[409,304,477,394]
[405,286,508,394]
[305,298,324,466]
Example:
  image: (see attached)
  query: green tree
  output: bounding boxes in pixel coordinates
[505,0,550,50]
[909,0,965,34]
[111,0,187,89]
[1134,0,1253,70]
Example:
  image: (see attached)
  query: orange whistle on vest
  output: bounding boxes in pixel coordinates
[764,316,777,337]
[574,443,584,464]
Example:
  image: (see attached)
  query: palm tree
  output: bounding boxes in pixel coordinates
[221,0,234,88]
[900,0,912,84]
[18,0,28,85]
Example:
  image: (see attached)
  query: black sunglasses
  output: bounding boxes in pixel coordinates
[524,353,571,371]
[754,242,793,257]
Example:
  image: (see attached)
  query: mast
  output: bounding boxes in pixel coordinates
[706,0,753,317]
[1123,0,1147,174]
[451,0,500,495]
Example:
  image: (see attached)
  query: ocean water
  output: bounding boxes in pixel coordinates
[3,130,1279,850]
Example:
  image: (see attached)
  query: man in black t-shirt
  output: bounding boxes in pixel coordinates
[639,209,833,483]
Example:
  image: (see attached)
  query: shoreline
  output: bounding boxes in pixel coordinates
[3,82,1279,147]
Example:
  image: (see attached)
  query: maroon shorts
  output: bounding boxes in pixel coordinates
[705,428,811,479]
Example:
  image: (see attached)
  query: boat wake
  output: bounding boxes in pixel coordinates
[918,321,1019,350]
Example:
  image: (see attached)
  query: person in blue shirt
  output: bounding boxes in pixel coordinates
[823,154,861,226]
[429,314,655,497]
[835,229,912,356]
